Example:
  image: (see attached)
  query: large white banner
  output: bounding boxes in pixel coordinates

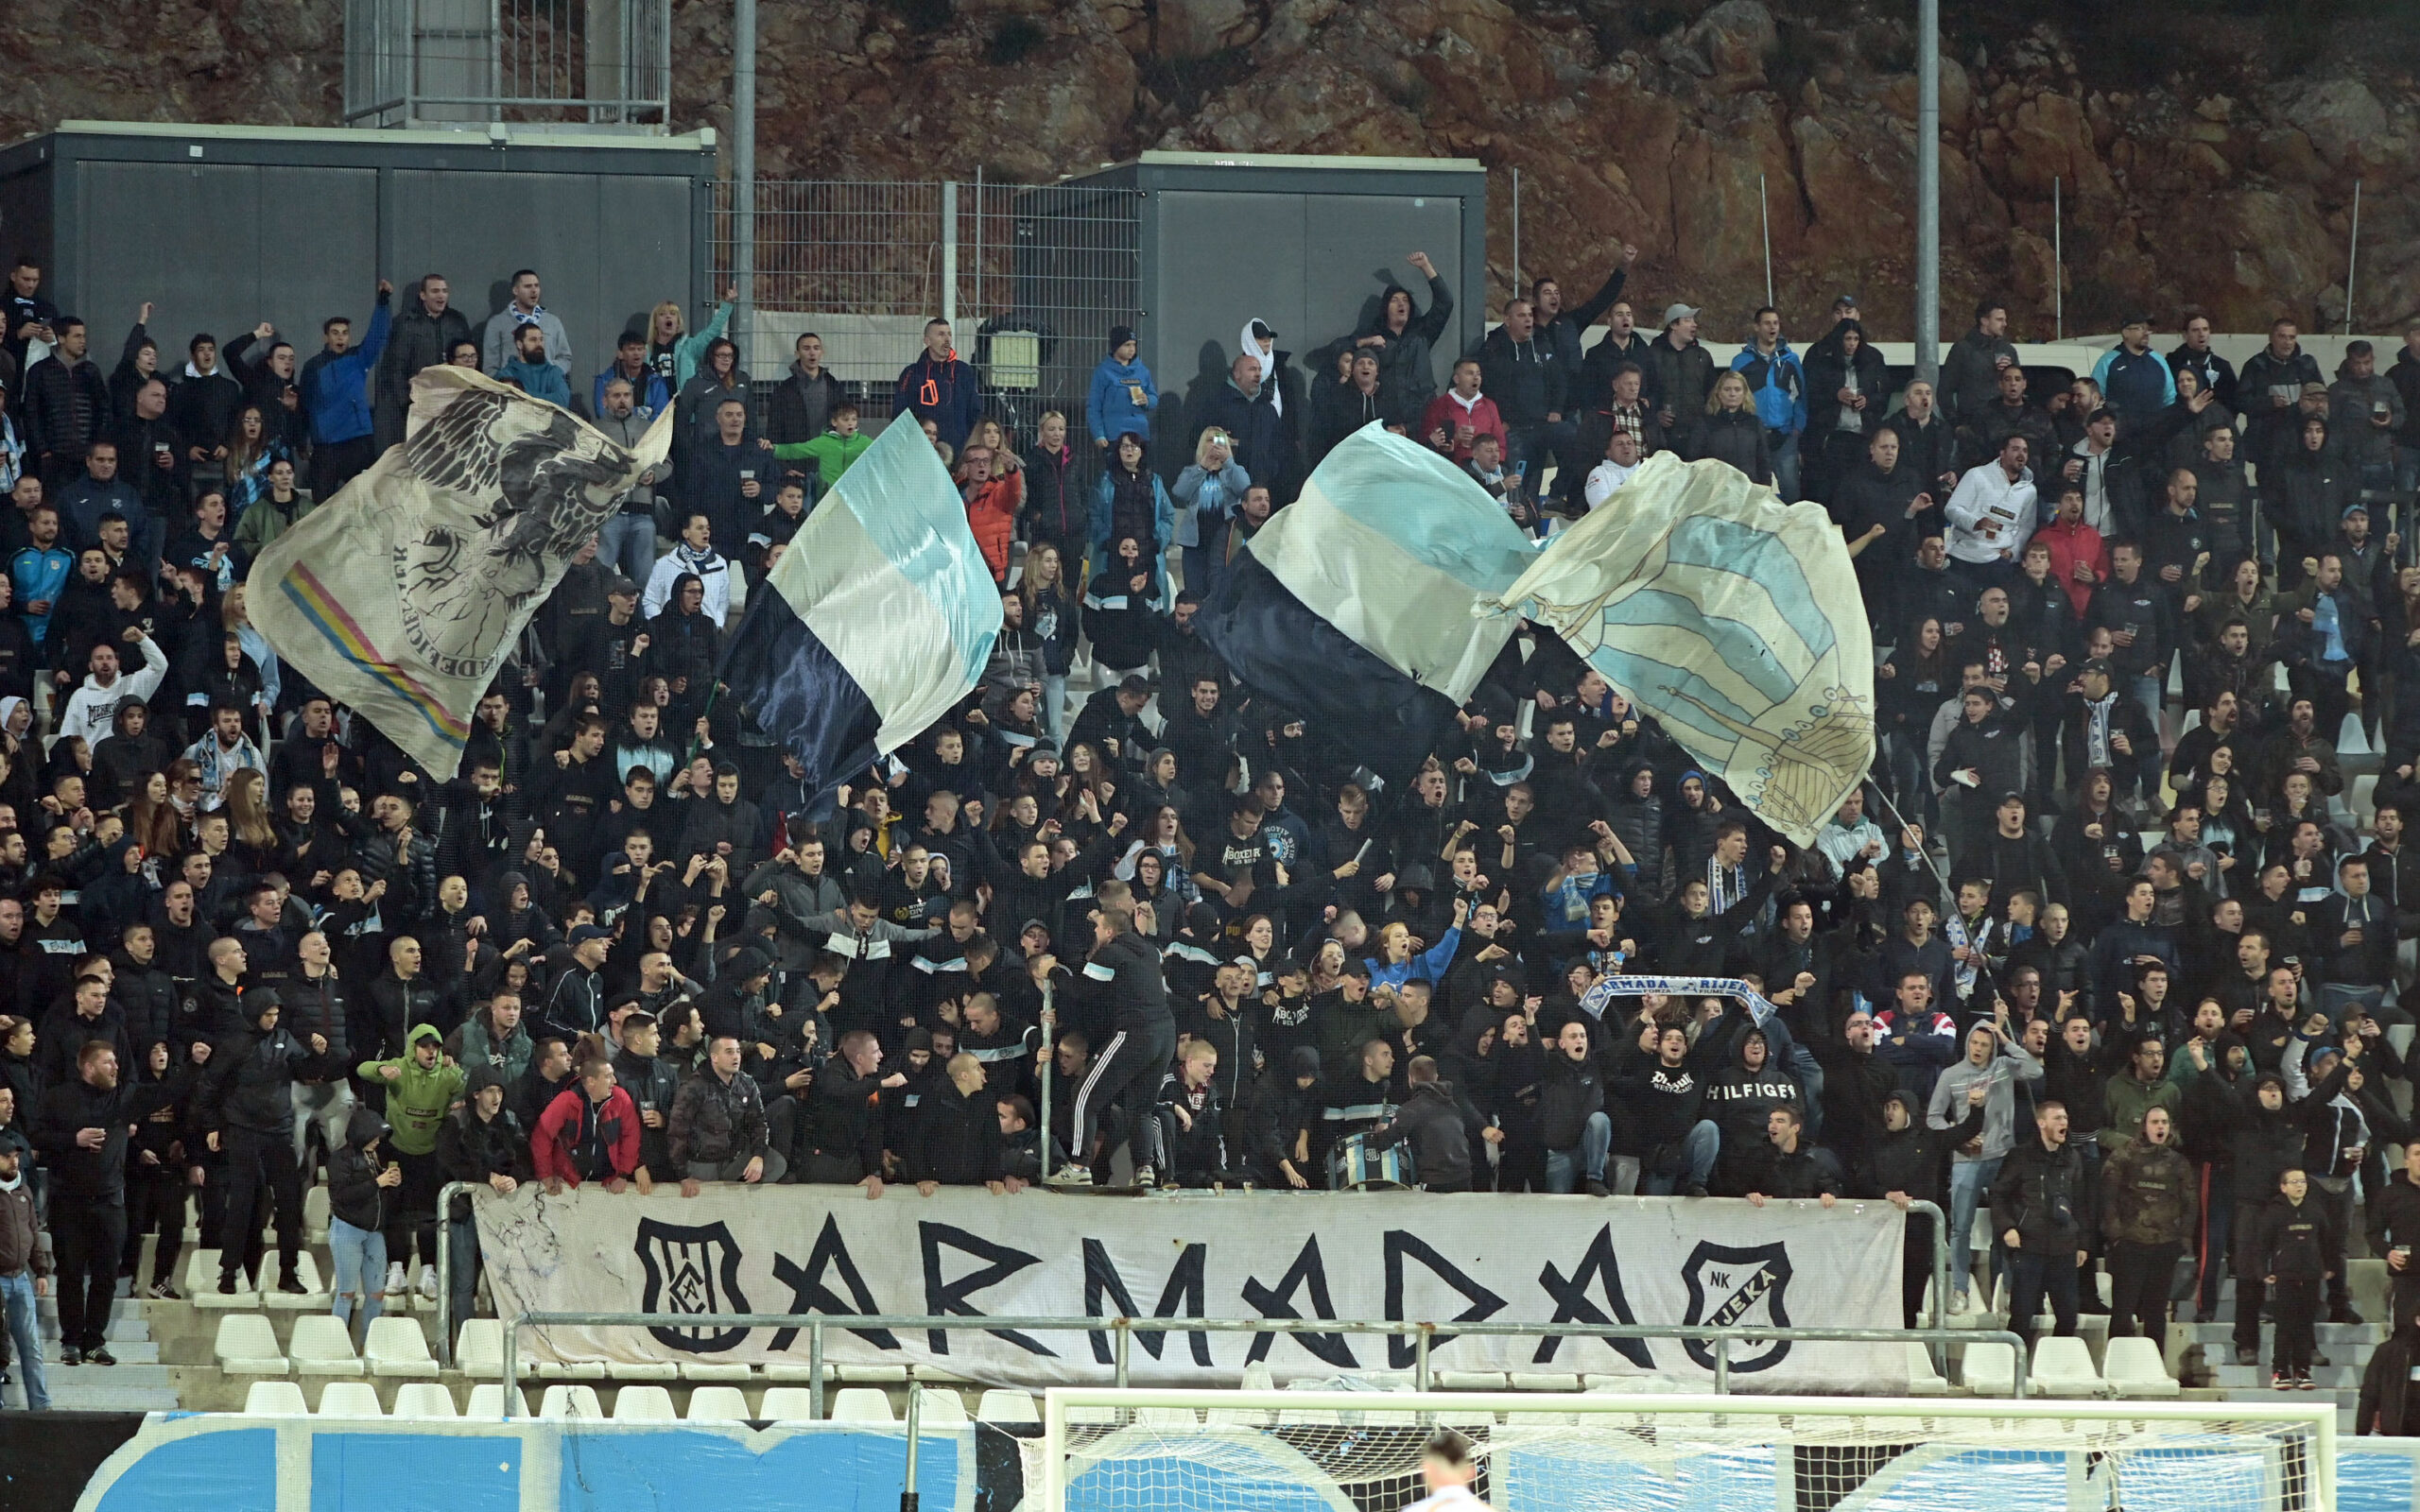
[474,1188,1910,1392]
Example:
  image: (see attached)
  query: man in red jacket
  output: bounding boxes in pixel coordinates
[1419,358,1507,465]
[959,441,1022,586]
[533,1055,648,1194]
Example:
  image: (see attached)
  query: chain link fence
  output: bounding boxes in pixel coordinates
[710,177,1142,451]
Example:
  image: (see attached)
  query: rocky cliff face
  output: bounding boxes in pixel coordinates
[7,0,2417,339]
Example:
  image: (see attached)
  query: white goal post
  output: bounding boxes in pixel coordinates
[1035,1388,2337,1512]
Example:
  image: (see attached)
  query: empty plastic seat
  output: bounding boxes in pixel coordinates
[611,1385,678,1420]
[539,1383,605,1418]
[1508,1372,1581,1393]
[316,1382,386,1417]
[678,1358,754,1382]
[1240,1364,1275,1391]
[2100,1336,2181,1399]
[1436,1370,1508,1390]
[2029,1335,2103,1398]
[831,1387,894,1422]
[1904,1343,1952,1397]
[243,1380,309,1415]
[685,1385,755,1421]
[214,1314,288,1375]
[759,1387,820,1421]
[760,1360,822,1383]
[607,1359,682,1382]
[186,1248,255,1309]
[366,1315,440,1379]
[393,1383,460,1418]
[465,1384,532,1418]
[1961,1340,2019,1396]
[289,1314,367,1377]
[536,1358,609,1380]
[303,1184,331,1245]
[976,1389,1038,1423]
[831,1363,908,1383]
[911,1387,967,1426]
[456,1319,536,1380]
[261,1252,327,1312]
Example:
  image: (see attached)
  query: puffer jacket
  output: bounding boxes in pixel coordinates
[1690,406,1772,485]
[198,1007,337,1136]
[2099,1128,2199,1245]
[1992,1134,2096,1252]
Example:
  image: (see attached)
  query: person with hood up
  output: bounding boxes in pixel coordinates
[1869,1084,1985,1325]
[435,1063,527,1326]
[1729,306,1807,500]
[1802,318,1888,505]
[1927,1007,2044,1311]
[356,1022,467,1303]
[2360,1297,2420,1432]
[1249,1044,1327,1190]
[1704,1024,1806,1194]
[2267,413,2359,590]
[324,1105,399,1347]
[2213,1061,2343,1366]
[1085,325,1157,456]
[196,988,337,1296]
[1351,251,1454,406]
[2100,1103,2198,1340]
[533,1051,647,1193]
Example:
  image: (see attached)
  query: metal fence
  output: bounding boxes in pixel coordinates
[710,176,1142,450]
[345,0,672,128]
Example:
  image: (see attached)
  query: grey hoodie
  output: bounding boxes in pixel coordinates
[1927,1031,2043,1163]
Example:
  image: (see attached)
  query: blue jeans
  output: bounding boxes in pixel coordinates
[2319,982,2387,1023]
[1545,1111,1614,1193]
[1947,1156,2002,1298]
[328,1215,387,1342]
[1040,673,1068,746]
[0,1270,46,1410]
[1769,430,1802,502]
[600,511,656,584]
[1640,1119,1721,1195]
[2129,672,2164,746]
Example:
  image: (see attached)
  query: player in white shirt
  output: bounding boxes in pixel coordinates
[1401,1429,1495,1512]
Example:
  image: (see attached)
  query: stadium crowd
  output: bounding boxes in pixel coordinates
[5,245,2420,1410]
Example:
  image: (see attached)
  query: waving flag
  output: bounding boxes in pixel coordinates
[1197,423,1535,784]
[249,368,671,779]
[717,418,1001,800]
[1483,453,1875,847]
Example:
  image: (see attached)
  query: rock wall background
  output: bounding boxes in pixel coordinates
[6,0,2419,339]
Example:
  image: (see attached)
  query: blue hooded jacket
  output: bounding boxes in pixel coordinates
[1730,340,1806,437]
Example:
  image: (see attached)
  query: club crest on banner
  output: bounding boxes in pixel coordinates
[1681,1239,1793,1371]
[634,1218,753,1353]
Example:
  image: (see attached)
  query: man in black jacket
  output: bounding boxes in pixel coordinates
[375,275,472,449]
[1870,1086,1986,1325]
[21,316,112,494]
[1367,1054,1474,1191]
[31,1039,178,1363]
[435,1064,527,1328]
[1039,893,1174,1187]
[1994,1099,2094,1343]
[903,1052,1011,1194]
[196,989,334,1296]
[1473,300,1575,503]
[797,1028,902,1192]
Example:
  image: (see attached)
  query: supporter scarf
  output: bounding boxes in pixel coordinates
[1707,854,1748,917]
[1943,910,1990,1002]
[2083,691,2118,770]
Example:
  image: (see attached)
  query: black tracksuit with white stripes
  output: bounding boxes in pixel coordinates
[1065,928,1176,1176]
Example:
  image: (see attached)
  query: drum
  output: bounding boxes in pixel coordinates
[1326,1131,1409,1191]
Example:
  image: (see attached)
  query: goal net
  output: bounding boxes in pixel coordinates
[1030,1389,2334,1512]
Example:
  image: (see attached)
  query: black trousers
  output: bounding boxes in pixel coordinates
[2232,1199,2272,1355]
[50,1197,127,1352]
[383,1146,441,1269]
[310,436,376,502]
[217,1125,302,1280]
[2106,1238,2181,1339]
[2272,1277,2321,1378]
[1901,1211,1936,1330]
[2008,1247,2079,1346]
[1070,1019,1175,1174]
[121,1161,187,1284]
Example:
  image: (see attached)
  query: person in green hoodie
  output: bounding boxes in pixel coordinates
[769,402,871,499]
[357,1023,465,1303]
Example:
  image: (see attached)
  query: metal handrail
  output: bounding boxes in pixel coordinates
[496,1311,2025,1418]
[430,1190,1945,1383]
